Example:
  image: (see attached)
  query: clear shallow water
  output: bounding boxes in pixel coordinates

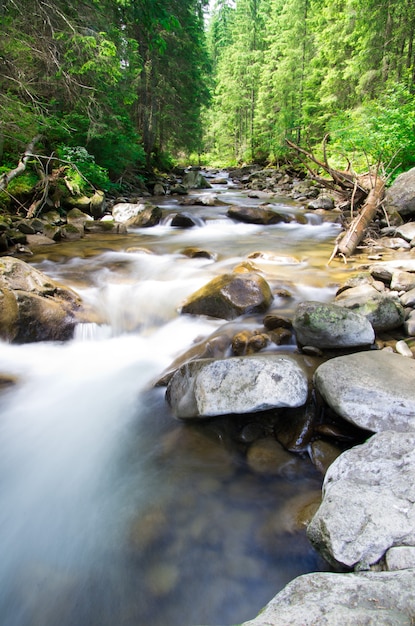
[0,183,348,626]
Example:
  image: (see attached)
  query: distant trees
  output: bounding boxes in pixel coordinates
[205,0,415,175]
[0,0,210,184]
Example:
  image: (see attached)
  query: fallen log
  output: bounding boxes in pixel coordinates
[0,135,42,191]
[330,175,385,261]
[286,139,386,261]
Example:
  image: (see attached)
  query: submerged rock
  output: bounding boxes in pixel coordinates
[166,355,308,419]
[314,350,415,432]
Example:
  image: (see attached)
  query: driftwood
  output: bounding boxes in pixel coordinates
[286,139,385,261]
[329,175,385,262]
[0,135,42,191]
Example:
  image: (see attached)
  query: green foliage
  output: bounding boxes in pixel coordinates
[0,168,40,210]
[327,84,415,178]
[205,0,415,171]
[56,146,113,192]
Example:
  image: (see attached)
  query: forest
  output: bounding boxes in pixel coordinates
[1,0,415,200]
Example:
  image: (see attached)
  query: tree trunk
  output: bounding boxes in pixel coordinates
[0,135,42,191]
[334,176,385,259]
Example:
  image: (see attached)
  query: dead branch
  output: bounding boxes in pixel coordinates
[286,138,386,261]
[0,135,42,191]
[335,175,385,259]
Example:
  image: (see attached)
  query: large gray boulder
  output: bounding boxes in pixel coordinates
[307,431,415,569]
[314,350,415,432]
[384,167,415,217]
[166,355,308,419]
[112,202,146,223]
[180,272,273,320]
[334,284,405,331]
[292,301,375,349]
[241,569,415,625]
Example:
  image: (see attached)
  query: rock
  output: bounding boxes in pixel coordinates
[231,329,270,355]
[395,222,415,242]
[126,205,162,227]
[180,272,273,320]
[153,182,166,195]
[6,229,27,245]
[25,234,56,247]
[89,190,105,218]
[378,236,411,250]
[0,257,84,342]
[404,310,415,335]
[42,210,62,225]
[395,340,413,357]
[43,223,62,241]
[314,350,415,432]
[391,269,415,292]
[112,202,148,223]
[274,405,316,452]
[227,205,289,225]
[166,355,309,419]
[60,223,83,241]
[182,169,211,189]
[241,569,415,625]
[384,166,415,217]
[400,287,415,307]
[334,284,405,331]
[309,439,342,475]
[307,195,335,210]
[313,350,415,432]
[385,546,415,571]
[307,431,415,568]
[16,219,36,235]
[85,220,127,234]
[66,208,92,231]
[170,212,202,228]
[246,437,297,475]
[292,301,375,349]
[180,247,215,260]
[170,183,188,195]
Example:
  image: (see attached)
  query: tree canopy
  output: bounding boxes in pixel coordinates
[1,0,415,195]
[0,0,210,187]
[206,0,415,175]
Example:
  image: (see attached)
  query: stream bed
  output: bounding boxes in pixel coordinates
[0,178,358,625]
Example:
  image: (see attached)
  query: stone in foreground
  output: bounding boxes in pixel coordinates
[307,431,415,568]
[166,355,308,418]
[314,350,415,432]
[292,301,375,349]
[241,570,415,625]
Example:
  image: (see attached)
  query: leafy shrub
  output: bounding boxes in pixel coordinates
[57,146,113,192]
[327,83,415,179]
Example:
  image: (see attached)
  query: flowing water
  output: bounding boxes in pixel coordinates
[0,177,355,626]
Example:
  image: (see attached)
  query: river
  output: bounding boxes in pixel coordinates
[0,176,351,625]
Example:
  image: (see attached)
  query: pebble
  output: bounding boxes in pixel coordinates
[395,340,413,358]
